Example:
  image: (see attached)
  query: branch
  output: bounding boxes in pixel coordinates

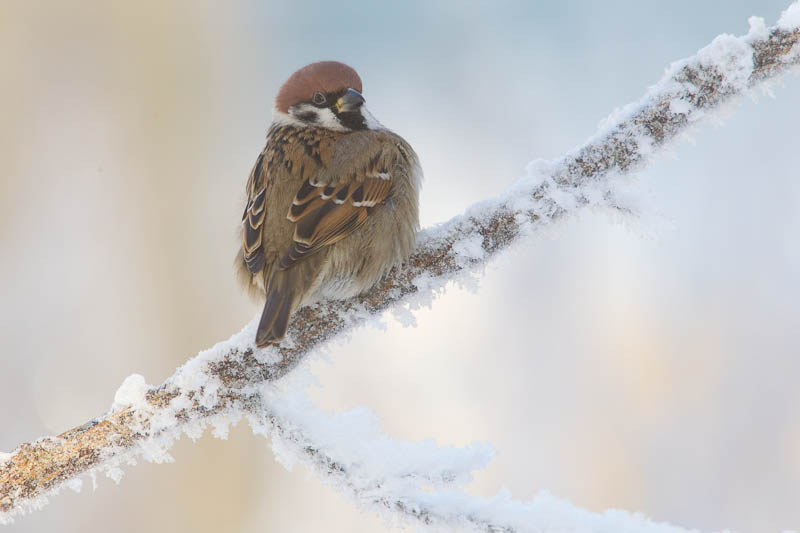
[2,8,799,530]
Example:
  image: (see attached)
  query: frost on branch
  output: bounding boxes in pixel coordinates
[2,6,800,531]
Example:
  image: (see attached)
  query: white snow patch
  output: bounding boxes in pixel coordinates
[695,33,754,91]
[256,388,495,492]
[239,386,697,531]
[451,234,486,266]
[211,412,242,440]
[391,304,418,328]
[778,1,800,30]
[747,16,769,41]
[668,96,692,115]
[104,465,124,484]
[64,478,83,493]
[0,451,12,467]
[112,374,150,411]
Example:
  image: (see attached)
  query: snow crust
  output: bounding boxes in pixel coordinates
[249,387,695,532]
[747,16,770,41]
[92,342,698,532]
[111,374,150,412]
[60,325,697,532]
[451,234,487,266]
[779,0,800,30]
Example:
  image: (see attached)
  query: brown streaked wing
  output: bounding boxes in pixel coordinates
[278,172,394,270]
[242,153,267,273]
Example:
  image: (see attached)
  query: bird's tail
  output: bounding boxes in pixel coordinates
[256,269,301,347]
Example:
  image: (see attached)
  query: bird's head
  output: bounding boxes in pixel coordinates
[274,61,378,131]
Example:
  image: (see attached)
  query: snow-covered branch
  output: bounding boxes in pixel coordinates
[2,7,799,530]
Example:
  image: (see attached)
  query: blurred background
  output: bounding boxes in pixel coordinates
[1,1,799,531]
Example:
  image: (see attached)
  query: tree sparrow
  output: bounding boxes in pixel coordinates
[236,61,422,346]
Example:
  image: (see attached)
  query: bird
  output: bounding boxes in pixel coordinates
[236,61,422,347]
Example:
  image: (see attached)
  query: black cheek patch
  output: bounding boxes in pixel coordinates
[296,110,318,123]
[336,111,367,131]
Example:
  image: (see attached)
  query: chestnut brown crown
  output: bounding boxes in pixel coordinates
[275,61,363,113]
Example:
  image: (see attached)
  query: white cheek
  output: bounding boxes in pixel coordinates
[272,110,306,128]
[275,105,382,132]
[280,104,349,131]
[314,107,348,131]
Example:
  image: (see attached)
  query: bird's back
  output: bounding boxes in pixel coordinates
[238,123,420,307]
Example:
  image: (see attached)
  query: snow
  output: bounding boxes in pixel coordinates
[451,233,486,266]
[81,330,702,531]
[779,1,800,30]
[243,386,695,532]
[0,451,11,470]
[668,97,692,115]
[696,33,753,89]
[746,16,769,42]
[111,373,150,411]
[64,479,83,494]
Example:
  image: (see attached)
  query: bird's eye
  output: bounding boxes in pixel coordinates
[312,92,327,106]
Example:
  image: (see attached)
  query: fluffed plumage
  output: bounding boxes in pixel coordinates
[236,61,422,346]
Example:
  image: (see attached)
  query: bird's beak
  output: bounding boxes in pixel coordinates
[335,88,366,113]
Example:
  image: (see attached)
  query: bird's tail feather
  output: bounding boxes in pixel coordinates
[256,269,300,346]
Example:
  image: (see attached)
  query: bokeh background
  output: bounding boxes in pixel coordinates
[2,1,799,532]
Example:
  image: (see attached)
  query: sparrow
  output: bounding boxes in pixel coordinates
[236,61,422,347]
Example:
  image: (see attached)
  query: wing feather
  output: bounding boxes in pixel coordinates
[278,140,400,270]
[242,153,267,273]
